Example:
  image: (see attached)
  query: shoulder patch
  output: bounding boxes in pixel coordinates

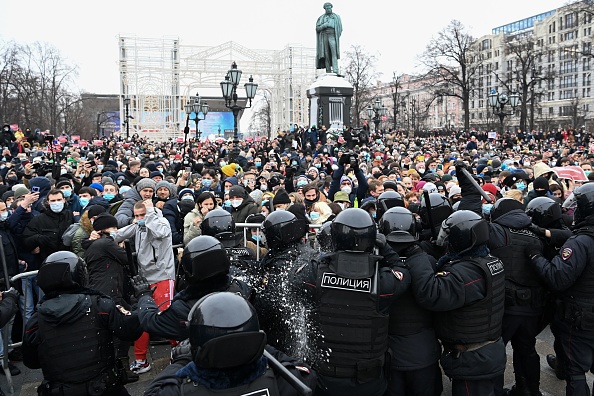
[116,305,132,316]
[391,269,404,281]
[436,271,450,277]
[561,247,573,261]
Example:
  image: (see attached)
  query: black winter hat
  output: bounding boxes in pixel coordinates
[228,185,247,199]
[533,177,549,191]
[92,213,118,231]
[272,189,291,205]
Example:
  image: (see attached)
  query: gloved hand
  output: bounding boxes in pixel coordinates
[131,275,155,299]
[2,288,18,303]
[285,166,295,178]
[525,244,543,261]
[529,223,547,237]
[454,160,469,172]
[171,339,193,364]
[338,153,350,167]
[375,233,387,250]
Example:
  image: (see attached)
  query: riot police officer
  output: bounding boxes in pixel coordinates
[200,208,259,277]
[375,190,405,221]
[144,292,317,396]
[297,208,410,396]
[407,210,506,395]
[133,235,252,341]
[526,183,594,396]
[23,251,142,396]
[418,192,453,259]
[253,210,312,356]
[379,207,443,396]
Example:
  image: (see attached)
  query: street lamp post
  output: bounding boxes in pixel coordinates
[366,98,387,133]
[123,98,132,139]
[220,62,258,162]
[488,88,520,135]
[182,94,209,157]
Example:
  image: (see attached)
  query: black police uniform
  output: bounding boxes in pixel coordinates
[137,275,252,341]
[529,226,594,395]
[23,290,142,396]
[298,245,410,396]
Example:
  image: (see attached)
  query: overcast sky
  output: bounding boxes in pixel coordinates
[1,0,569,94]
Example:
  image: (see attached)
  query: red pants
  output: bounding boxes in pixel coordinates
[134,279,176,361]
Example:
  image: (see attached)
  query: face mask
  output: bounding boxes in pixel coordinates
[482,204,493,216]
[586,171,591,176]
[315,163,321,168]
[429,167,437,173]
[338,203,346,210]
[0,212,8,221]
[243,180,250,187]
[159,154,164,158]
[417,168,426,174]
[220,161,227,167]
[149,155,155,159]
[109,231,118,239]
[224,189,230,195]
[375,156,382,161]
[103,193,115,201]
[50,202,64,213]
[120,186,131,194]
[297,180,307,187]
[231,199,243,208]
[137,219,146,227]
[260,184,268,191]
[516,182,526,191]
[255,162,262,167]
[60,169,67,175]
[121,167,128,172]
[79,198,90,207]
[157,167,164,172]
[182,195,194,201]
[252,234,266,244]
[309,211,320,221]
[224,200,231,207]
[202,179,213,188]
[62,189,72,198]
[341,186,352,195]
[97,165,104,170]
[292,161,298,166]
[372,211,376,218]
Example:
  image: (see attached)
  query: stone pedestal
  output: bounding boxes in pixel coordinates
[307,73,353,130]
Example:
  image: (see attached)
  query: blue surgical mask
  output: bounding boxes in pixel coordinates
[372,212,376,218]
[182,195,194,201]
[516,182,526,191]
[297,180,307,187]
[315,163,321,168]
[255,162,262,167]
[103,193,115,201]
[79,197,90,207]
[202,179,212,188]
[586,171,591,177]
[109,231,118,239]
[0,212,8,221]
[482,204,493,215]
[224,189,230,195]
[309,211,320,220]
[137,219,146,227]
[62,189,72,198]
[50,202,64,213]
[224,200,231,207]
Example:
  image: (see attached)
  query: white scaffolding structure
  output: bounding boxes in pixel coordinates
[118,36,316,141]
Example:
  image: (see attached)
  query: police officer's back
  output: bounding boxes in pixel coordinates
[406,210,506,396]
[23,251,142,396]
[526,183,594,395]
[418,193,452,260]
[144,292,317,396]
[134,235,252,341]
[298,208,410,396]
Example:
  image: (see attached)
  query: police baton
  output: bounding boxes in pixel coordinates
[263,349,312,396]
[422,190,437,240]
[124,240,138,277]
[458,167,493,204]
[0,236,15,393]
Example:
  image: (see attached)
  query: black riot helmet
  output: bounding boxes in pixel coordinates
[573,183,594,225]
[436,210,489,254]
[331,208,376,252]
[420,193,453,230]
[188,292,266,369]
[490,197,524,222]
[379,206,419,243]
[316,221,333,252]
[182,236,230,282]
[37,251,88,294]
[376,191,405,220]
[200,208,237,247]
[525,196,563,228]
[262,210,308,250]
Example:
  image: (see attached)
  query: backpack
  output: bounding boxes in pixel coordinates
[62,223,81,247]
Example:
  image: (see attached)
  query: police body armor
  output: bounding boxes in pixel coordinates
[558,228,594,330]
[490,227,547,311]
[180,366,280,396]
[389,255,432,336]
[314,252,388,383]
[37,295,114,385]
[436,256,505,345]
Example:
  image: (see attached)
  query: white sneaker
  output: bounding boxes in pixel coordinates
[129,359,151,374]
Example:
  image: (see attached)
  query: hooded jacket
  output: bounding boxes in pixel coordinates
[231,194,260,225]
[115,187,143,227]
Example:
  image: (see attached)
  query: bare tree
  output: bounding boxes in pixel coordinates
[391,72,404,130]
[343,45,379,128]
[419,20,480,131]
[248,90,272,138]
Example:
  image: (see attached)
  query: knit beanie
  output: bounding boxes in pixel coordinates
[14,186,30,201]
[221,163,237,177]
[135,177,156,192]
[92,213,118,231]
[272,189,291,205]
